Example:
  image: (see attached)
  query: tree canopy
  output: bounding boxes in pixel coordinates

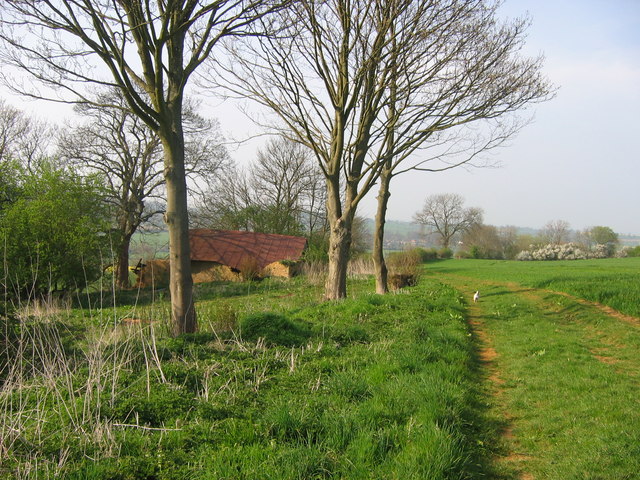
[0,162,111,299]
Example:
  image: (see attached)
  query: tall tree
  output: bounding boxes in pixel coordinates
[413,193,483,249]
[1,0,288,334]
[368,1,553,293]
[59,89,229,290]
[589,226,619,246]
[215,0,408,299]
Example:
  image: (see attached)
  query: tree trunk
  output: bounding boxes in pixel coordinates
[162,122,197,335]
[373,168,392,294]
[115,233,133,289]
[324,176,353,300]
[325,217,352,300]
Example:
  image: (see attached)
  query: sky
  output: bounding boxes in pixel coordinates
[5,0,640,235]
[357,0,640,235]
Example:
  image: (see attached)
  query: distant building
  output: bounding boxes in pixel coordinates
[135,229,307,287]
[189,229,307,281]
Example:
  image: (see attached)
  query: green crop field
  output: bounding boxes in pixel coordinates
[1,257,638,479]
[427,257,640,479]
[426,257,640,317]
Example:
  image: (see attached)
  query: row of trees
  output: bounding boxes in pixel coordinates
[1,0,553,334]
[412,193,621,260]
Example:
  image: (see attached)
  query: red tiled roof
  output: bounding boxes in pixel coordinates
[189,229,307,271]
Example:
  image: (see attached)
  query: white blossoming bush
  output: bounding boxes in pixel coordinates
[517,242,612,261]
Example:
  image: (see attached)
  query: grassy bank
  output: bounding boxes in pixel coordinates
[0,277,490,479]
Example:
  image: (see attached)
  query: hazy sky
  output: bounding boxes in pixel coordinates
[5,0,640,234]
[358,0,640,235]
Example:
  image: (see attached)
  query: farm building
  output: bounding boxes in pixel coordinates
[135,229,307,287]
[190,229,307,282]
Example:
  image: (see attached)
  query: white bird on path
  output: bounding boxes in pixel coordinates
[473,291,480,303]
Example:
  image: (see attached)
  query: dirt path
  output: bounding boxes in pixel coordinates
[437,273,640,480]
[447,277,534,480]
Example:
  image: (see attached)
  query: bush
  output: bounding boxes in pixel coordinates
[386,250,421,276]
[516,242,613,261]
[437,248,453,259]
[411,247,438,261]
[0,162,112,298]
[389,273,418,290]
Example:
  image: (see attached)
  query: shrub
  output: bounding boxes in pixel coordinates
[414,248,438,261]
[0,162,112,298]
[622,246,640,257]
[386,250,421,276]
[516,242,614,261]
[389,273,418,290]
[437,247,453,259]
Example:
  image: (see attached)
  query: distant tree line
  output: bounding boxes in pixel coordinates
[412,193,623,260]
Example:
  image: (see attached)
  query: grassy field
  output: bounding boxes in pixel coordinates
[428,258,640,479]
[427,257,640,317]
[0,276,493,479]
[1,257,638,479]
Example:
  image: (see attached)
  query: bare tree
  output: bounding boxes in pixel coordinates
[368,1,553,293]
[540,220,571,245]
[58,89,229,290]
[0,99,55,170]
[414,193,483,249]
[214,0,413,299]
[0,0,288,334]
[192,137,327,236]
[251,137,325,236]
[213,0,552,297]
[191,164,256,230]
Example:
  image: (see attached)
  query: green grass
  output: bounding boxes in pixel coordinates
[433,259,640,479]
[426,257,640,317]
[4,258,639,479]
[0,276,492,479]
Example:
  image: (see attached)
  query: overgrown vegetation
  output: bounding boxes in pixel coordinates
[0,275,492,479]
[0,161,112,300]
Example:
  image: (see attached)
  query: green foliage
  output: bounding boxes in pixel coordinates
[590,225,618,245]
[303,230,329,262]
[0,160,21,209]
[0,161,112,297]
[240,312,312,346]
[413,247,439,261]
[437,247,453,259]
[626,245,640,257]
